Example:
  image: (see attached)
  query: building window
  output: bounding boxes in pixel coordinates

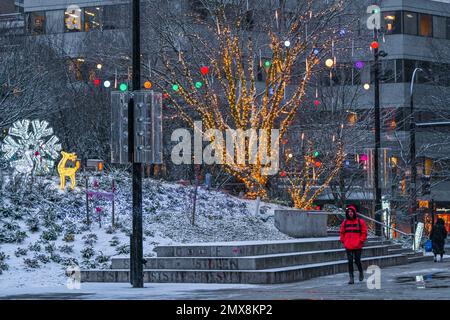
[383,11,402,34]
[381,60,396,83]
[28,11,45,35]
[68,58,86,82]
[403,59,417,83]
[403,11,417,35]
[65,7,83,32]
[419,13,432,37]
[84,7,102,31]
[433,16,446,38]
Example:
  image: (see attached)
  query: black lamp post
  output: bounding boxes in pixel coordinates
[409,67,423,234]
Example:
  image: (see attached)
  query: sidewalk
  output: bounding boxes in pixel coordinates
[1,259,449,300]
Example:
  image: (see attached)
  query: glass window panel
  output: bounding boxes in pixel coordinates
[404,60,417,83]
[84,7,102,31]
[65,7,82,32]
[446,17,450,40]
[403,11,417,35]
[28,11,45,35]
[383,11,402,34]
[433,16,446,38]
[419,13,432,37]
[381,60,395,83]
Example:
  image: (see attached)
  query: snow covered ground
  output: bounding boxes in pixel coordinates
[0,170,291,292]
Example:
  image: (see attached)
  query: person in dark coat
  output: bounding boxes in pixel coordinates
[340,205,368,284]
[430,218,447,262]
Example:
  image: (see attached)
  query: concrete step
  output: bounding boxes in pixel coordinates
[407,254,434,264]
[81,254,407,284]
[388,248,413,255]
[111,245,389,271]
[154,237,391,258]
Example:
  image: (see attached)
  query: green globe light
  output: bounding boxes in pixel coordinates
[119,83,128,92]
[314,151,320,158]
[172,84,180,91]
[195,81,203,89]
[264,60,271,68]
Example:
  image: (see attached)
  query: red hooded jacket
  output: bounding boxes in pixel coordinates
[340,207,368,250]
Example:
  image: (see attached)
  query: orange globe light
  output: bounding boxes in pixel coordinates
[144,81,152,89]
[371,41,379,49]
[315,161,322,168]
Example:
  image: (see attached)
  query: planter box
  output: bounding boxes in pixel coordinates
[274,210,329,238]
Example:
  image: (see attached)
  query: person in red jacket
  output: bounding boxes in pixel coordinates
[340,205,368,284]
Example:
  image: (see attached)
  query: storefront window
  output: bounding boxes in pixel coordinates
[65,6,83,32]
[433,16,446,38]
[403,11,418,35]
[383,11,401,34]
[84,7,102,31]
[28,11,45,35]
[419,13,432,37]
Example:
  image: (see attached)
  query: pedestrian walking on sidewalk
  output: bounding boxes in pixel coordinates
[340,205,368,284]
[430,218,447,262]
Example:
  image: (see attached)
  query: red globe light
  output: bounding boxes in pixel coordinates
[93,79,101,86]
[315,161,322,167]
[370,41,379,49]
[280,171,287,177]
[314,100,320,107]
[200,66,209,76]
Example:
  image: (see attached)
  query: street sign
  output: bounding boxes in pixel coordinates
[111,91,163,164]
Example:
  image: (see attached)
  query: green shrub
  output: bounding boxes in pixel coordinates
[14,248,28,257]
[63,233,75,242]
[58,244,74,255]
[23,258,40,269]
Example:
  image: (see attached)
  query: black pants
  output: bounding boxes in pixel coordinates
[346,249,363,276]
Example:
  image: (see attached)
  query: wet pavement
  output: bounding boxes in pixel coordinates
[1,260,450,300]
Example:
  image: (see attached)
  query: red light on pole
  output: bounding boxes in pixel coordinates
[371,41,379,50]
[93,79,101,86]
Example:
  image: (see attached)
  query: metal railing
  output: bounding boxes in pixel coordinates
[333,208,419,251]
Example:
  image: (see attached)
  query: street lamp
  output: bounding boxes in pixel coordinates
[409,67,423,234]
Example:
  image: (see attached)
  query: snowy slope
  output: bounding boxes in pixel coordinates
[0,170,291,290]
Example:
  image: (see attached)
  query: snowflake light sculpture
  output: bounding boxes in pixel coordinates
[1,119,62,176]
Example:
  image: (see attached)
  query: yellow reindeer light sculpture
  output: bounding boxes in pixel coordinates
[58,151,80,190]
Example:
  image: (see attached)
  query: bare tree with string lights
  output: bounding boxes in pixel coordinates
[145,0,354,198]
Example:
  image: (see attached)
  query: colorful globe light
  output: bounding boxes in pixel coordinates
[119,83,128,92]
[200,66,209,75]
[103,80,111,88]
[195,81,203,89]
[313,48,320,55]
[363,83,370,90]
[264,60,271,68]
[93,79,101,86]
[280,171,287,177]
[172,84,180,91]
[315,161,322,167]
[355,61,365,69]
[284,40,291,47]
[314,100,320,107]
[144,81,152,89]
[371,41,379,49]
[325,58,334,68]
[314,151,320,158]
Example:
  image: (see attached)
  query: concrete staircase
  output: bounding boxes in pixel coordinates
[81,237,431,284]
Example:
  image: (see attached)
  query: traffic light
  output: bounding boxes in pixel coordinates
[421,176,431,196]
